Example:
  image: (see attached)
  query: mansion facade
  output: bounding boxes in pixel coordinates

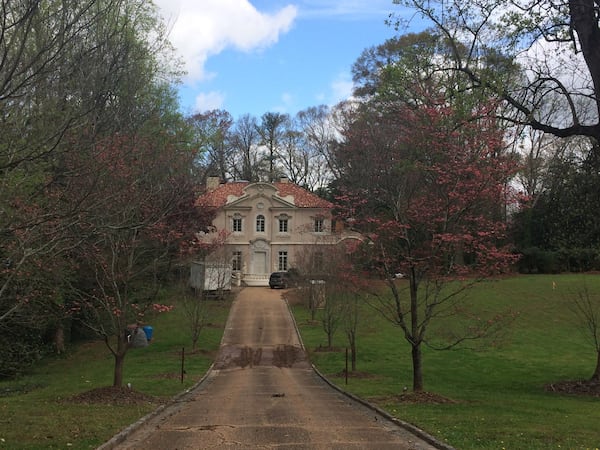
[195,177,359,287]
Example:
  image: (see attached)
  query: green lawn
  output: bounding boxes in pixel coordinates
[0,294,232,449]
[2,276,600,449]
[291,274,600,450]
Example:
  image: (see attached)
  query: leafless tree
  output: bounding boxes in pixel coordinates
[257,112,290,182]
[296,106,339,189]
[229,114,262,181]
[278,123,310,186]
[395,0,600,141]
[188,110,234,181]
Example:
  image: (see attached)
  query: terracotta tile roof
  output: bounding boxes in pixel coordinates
[274,182,333,208]
[196,182,246,208]
[196,181,332,209]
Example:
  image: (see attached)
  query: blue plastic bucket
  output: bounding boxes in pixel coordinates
[142,325,153,341]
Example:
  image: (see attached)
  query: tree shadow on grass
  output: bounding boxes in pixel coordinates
[372,392,458,405]
[545,379,600,397]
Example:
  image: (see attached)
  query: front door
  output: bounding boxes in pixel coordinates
[250,239,270,275]
[254,251,267,274]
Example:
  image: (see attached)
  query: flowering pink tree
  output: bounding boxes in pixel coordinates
[336,100,518,392]
[67,134,213,387]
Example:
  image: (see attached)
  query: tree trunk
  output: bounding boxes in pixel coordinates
[113,352,126,387]
[113,349,129,387]
[411,343,424,392]
[350,334,357,371]
[454,240,465,266]
[409,270,423,392]
[592,350,600,382]
[310,288,317,322]
[53,324,65,354]
[569,0,600,124]
[113,335,128,387]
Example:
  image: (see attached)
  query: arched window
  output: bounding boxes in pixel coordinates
[256,214,265,232]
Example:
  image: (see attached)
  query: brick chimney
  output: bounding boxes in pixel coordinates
[279,175,289,184]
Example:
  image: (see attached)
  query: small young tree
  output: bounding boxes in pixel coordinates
[308,282,322,322]
[183,229,230,351]
[326,241,365,368]
[321,287,344,349]
[570,285,600,381]
[291,234,330,321]
[296,238,364,357]
[342,295,359,372]
[179,282,211,353]
[202,236,234,299]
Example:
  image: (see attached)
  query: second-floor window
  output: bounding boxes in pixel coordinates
[314,217,324,233]
[233,216,242,232]
[256,214,265,232]
[279,217,288,233]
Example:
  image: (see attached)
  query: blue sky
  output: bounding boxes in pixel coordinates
[154,1,418,120]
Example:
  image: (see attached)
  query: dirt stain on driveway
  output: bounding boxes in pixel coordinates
[214,344,309,369]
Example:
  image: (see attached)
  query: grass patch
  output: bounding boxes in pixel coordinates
[290,274,600,450]
[0,290,232,449]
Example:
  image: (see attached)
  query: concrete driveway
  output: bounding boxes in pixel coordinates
[102,287,445,449]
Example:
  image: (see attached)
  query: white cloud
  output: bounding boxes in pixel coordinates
[297,0,395,19]
[311,72,354,109]
[279,92,295,111]
[264,92,295,115]
[194,91,226,113]
[155,0,298,83]
[330,71,354,104]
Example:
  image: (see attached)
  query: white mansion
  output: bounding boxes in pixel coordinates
[195,177,359,286]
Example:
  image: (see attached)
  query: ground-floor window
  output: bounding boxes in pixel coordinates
[313,250,324,272]
[232,251,242,271]
[278,251,288,271]
[314,217,324,233]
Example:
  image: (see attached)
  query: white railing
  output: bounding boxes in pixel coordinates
[242,273,270,286]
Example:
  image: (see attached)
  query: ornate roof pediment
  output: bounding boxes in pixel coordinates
[196,180,333,210]
[224,183,296,209]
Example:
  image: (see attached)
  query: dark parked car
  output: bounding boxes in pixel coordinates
[269,271,288,289]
